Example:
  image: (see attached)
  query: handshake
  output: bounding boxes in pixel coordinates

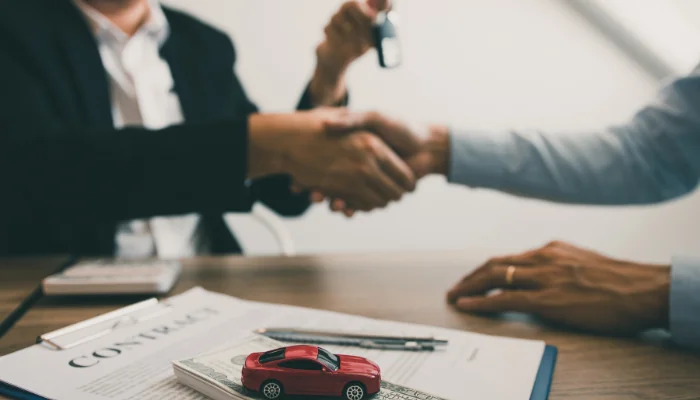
[248,108,450,216]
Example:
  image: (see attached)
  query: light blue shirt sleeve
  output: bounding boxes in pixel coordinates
[670,257,700,349]
[449,72,700,349]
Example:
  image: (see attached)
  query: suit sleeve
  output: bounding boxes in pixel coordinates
[0,42,252,225]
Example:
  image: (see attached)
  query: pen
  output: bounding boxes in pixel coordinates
[255,328,448,351]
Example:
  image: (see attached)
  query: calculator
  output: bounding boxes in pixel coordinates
[42,259,182,296]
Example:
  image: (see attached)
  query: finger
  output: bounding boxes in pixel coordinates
[343,209,355,218]
[345,2,375,33]
[365,165,405,204]
[447,265,546,303]
[361,112,423,157]
[455,291,536,314]
[358,183,391,210]
[338,186,385,211]
[455,250,542,287]
[323,112,368,135]
[368,0,391,11]
[375,142,417,192]
[310,192,325,203]
[330,198,346,211]
[486,252,540,267]
[324,20,347,46]
[315,183,375,212]
[342,17,373,53]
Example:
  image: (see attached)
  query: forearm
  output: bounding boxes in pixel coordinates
[670,256,700,350]
[439,76,700,205]
[447,126,696,205]
[307,60,348,107]
[247,112,324,179]
[246,114,314,217]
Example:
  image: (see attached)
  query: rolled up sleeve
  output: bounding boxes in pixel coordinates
[670,256,700,350]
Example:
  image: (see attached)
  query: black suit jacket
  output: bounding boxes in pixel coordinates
[0,0,323,256]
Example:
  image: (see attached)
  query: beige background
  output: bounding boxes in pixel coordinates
[164,0,700,263]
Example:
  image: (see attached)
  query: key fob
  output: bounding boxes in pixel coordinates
[373,10,401,69]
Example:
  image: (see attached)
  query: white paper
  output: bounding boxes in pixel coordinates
[0,287,545,400]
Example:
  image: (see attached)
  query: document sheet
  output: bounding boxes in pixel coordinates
[0,287,545,400]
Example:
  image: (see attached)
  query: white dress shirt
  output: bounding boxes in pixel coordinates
[75,0,199,259]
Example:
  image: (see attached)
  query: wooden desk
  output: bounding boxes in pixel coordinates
[0,257,69,339]
[1,252,699,399]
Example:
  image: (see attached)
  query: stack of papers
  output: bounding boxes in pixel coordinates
[0,287,549,400]
[173,334,448,400]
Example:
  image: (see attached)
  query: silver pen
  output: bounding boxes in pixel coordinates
[255,328,448,351]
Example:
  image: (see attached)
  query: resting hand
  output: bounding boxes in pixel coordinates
[447,241,671,336]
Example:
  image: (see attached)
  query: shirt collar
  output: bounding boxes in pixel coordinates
[73,0,170,47]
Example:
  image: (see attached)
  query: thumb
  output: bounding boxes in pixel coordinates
[322,112,369,136]
[405,152,433,180]
[369,0,391,11]
[323,111,423,157]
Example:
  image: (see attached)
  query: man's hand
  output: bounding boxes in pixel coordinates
[447,241,671,336]
[311,111,451,216]
[310,0,391,106]
[248,108,416,211]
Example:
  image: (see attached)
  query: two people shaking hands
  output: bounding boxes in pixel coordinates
[1,0,699,350]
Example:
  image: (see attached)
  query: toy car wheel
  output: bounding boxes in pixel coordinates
[261,380,283,399]
[344,383,365,400]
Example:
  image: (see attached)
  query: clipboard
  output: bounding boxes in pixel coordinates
[37,296,172,351]
[0,297,173,400]
[1,344,558,400]
[0,287,559,400]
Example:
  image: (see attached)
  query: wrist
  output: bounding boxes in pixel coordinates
[425,125,450,176]
[315,41,351,78]
[247,114,293,179]
[311,42,350,106]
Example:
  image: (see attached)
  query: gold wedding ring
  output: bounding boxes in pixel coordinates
[505,265,516,286]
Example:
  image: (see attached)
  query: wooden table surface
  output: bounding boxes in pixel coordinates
[0,256,69,327]
[1,252,699,400]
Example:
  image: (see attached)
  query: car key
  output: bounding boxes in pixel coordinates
[373,9,401,68]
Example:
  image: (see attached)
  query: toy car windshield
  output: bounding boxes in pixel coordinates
[316,347,340,371]
[259,347,286,364]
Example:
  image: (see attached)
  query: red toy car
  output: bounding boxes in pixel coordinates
[241,345,381,400]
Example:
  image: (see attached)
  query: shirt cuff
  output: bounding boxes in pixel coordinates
[448,130,515,188]
[670,256,700,350]
[296,82,349,111]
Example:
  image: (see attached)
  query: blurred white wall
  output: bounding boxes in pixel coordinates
[163,0,700,263]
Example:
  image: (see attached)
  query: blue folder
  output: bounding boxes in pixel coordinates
[1,345,558,400]
[531,345,558,400]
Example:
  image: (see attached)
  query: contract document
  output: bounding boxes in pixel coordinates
[0,287,546,400]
